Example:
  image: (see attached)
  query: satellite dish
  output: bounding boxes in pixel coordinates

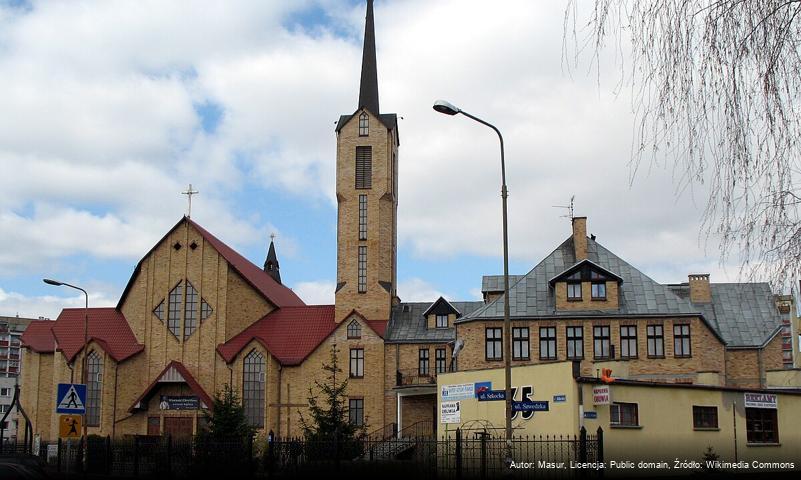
[452,338,465,358]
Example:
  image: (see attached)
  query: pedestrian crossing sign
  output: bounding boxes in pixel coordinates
[56,383,86,414]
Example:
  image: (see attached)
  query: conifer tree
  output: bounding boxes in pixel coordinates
[202,383,254,438]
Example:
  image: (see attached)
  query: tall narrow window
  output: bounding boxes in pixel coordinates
[86,351,103,427]
[184,282,198,339]
[167,281,183,338]
[486,328,503,360]
[243,350,265,428]
[435,348,447,374]
[647,324,664,357]
[512,327,530,360]
[566,326,584,359]
[358,194,368,240]
[620,325,638,358]
[355,146,372,189]
[418,349,430,376]
[539,327,557,360]
[349,398,365,426]
[593,325,611,359]
[674,324,691,357]
[350,348,364,378]
[358,246,367,293]
[358,112,369,136]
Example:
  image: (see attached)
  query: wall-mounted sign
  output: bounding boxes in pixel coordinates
[583,411,598,419]
[744,393,777,409]
[441,383,474,401]
[553,395,567,403]
[592,386,611,405]
[441,401,461,424]
[512,401,549,412]
[478,390,505,401]
[159,395,199,410]
[474,382,492,398]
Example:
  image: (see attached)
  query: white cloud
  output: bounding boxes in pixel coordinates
[397,278,450,303]
[293,280,335,305]
[0,286,118,320]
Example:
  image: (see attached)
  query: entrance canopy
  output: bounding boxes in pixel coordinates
[129,361,212,412]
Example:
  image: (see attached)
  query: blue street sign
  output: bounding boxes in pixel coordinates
[477,390,506,401]
[512,400,549,412]
[56,384,87,414]
[583,411,598,419]
[553,395,567,403]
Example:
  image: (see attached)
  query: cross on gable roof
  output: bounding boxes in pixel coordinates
[129,360,212,412]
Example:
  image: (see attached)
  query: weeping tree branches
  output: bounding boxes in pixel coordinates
[565,0,801,288]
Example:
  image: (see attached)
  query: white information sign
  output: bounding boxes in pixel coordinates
[592,386,611,405]
[744,392,777,409]
[441,401,461,424]
[441,383,474,401]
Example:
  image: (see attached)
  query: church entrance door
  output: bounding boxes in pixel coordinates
[163,417,193,438]
[147,416,160,435]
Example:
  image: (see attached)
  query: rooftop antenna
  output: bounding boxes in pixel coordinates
[552,195,575,220]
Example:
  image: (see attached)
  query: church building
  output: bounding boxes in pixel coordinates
[19,0,799,442]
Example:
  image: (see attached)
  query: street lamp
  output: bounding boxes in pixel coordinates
[433,100,513,445]
[43,278,89,469]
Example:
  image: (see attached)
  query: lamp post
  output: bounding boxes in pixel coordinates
[43,278,89,470]
[433,100,513,446]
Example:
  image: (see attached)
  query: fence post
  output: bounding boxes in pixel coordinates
[267,430,275,476]
[77,436,84,474]
[579,426,587,463]
[597,426,604,478]
[455,428,462,480]
[133,435,139,478]
[479,432,487,480]
[57,438,62,473]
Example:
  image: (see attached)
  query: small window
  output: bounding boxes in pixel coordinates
[620,325,637,358]
[593,325,611,359]
[435,348,447,374]
[610,402,639,427]
[673,324,691,357]
[512,327,530,360]
[591,282,606,300]
[646,325,664,357]
[355,146,372,189]
[358,194,368,240]
[153,301,164,321]
[347,320,362,339]
[358,246,367,293]
[349,348,364,378]
[0,387,10,397]
[485,328,503,360]
[566,326,584,359]
[349,398,365,426]
[567,283,582,300]
[746,408,778,443]
[358,112,369,136]
[693,406,718,429]
[539,327,557,360]
[200,299,213,320]
[435,314,448,329]
[590,271,606,280]
[418,349,430,376]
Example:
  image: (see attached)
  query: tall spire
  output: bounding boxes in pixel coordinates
[358,0,380,115]
[263,235,281,285]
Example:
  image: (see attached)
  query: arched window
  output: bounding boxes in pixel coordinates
[359,112,369,136]
[347,320,362,339]
[86,351,103,426]
[243,350,265,428]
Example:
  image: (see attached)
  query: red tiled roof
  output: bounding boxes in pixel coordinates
[20,320,56,353]
[366,320,387,337]
[128,361,213,413]
[117,217,305,310]
[217,305,339,365]
[51,308,144,363]
[187,218,305,307]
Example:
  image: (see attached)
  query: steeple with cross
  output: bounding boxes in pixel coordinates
[264,233,281,285]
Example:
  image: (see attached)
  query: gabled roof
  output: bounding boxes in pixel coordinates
[336,111,398,136]
[117,217,304,311]
[51,308,143,363]
[340,309,387,338]
[422,296,462,318]
[129,361,213,412]
[668,283,783,348]
[548,258,623,285]
[217,305,339,365]
[20,320,56,353]
[385,301,484,344]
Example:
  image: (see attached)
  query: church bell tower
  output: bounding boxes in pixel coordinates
[334,0,399,322]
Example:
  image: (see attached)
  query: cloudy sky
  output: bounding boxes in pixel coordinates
[0,0,744,319]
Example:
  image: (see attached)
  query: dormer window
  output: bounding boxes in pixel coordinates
[435,314,448,329]
[591,282,606,300]
[567,283,582,301]
[347,320,362,339]
[359,112,369,136]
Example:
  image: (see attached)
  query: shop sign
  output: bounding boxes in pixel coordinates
[592,386,610,405]
[441,383,474,401]
[744,392,777,409]
[441,401,461,423]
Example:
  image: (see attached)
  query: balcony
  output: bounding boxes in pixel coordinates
[396,369,440,387]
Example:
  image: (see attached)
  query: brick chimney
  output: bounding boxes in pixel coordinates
[572,216,588,261]
[688,274,712,303]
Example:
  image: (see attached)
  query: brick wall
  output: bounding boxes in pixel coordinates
[554,281,619,310]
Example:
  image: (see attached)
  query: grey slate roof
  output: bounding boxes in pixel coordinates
[481,275,525,293]
[385,301,484,343]
[668,283,782,348]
